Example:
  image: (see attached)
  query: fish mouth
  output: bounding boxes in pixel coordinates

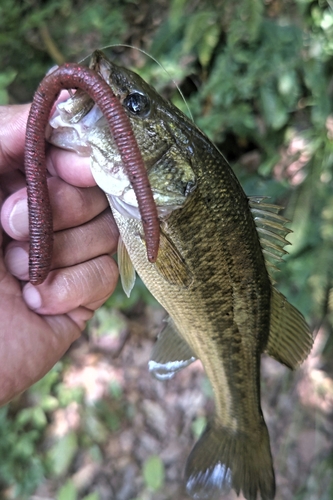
[47,101,104,155]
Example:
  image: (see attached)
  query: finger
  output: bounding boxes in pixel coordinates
[4,244,29,280]
[48,176,108,230]
[5,209,119,280]
[1,177,109,240]
[52,209,118,268]
[0,104,30,172]
[47,146,95,187]
[22,254,119,315]
[66,306,95,330]
[0,170,26,198]
[0,101,94,183]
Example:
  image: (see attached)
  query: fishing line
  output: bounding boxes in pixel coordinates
[79,43,194,122]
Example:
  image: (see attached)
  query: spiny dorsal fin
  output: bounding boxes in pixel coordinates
[249,196,292,279]
[265,286,313,369]
[118,236,136,298]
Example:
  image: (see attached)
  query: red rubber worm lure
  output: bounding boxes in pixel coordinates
[25,63,160,285]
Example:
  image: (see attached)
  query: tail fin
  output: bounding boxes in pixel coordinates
[185,422,275,500]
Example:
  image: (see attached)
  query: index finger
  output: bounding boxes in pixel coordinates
[47,146,95,187]
[0,103,95,189]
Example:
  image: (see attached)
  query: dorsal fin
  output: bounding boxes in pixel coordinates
[249,196,292,279]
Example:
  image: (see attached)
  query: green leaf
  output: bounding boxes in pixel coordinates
[260,83,289,130]
[182,11,219,64]
[47,432,78,477]
[228,0,263,44]
[198,24,220,68]
[56,479,77,500]
[191,416,207,439]
[40,395,59,412]
[83,409,109,444]
[31,406,48,428]
[143,455,165,491]
[0,68,16,103]
[169,0,188,28]
[82,493,99,500]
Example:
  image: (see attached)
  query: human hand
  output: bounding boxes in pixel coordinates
[0,104,119,406]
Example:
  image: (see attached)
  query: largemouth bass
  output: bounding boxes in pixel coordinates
[48,50,313,500]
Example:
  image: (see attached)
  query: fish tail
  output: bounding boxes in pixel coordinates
[185,421,275,500]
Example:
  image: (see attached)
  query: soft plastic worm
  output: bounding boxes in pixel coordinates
[25,63,160,285]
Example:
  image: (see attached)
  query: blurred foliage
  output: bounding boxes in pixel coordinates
[56,479,99,500]
[0,405,45,495]
[0,0,132,103]
[0,365,62,496]
[142,455,165,492]
[191,415,207,439]
[56,480,78,500]
[1,0,333,497]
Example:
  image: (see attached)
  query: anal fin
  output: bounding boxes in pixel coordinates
[266,286,313,369]
[149,317,196,380]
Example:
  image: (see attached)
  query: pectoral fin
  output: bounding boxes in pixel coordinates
[266,286,313,369]
[153,228,193,288]
[118,236,136,298]
[149,317,196,380]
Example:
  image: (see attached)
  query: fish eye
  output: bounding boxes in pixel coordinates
[123,92,150,117]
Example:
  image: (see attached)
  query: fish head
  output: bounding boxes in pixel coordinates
[48,50,197,219]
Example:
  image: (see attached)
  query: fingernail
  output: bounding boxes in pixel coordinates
[23,284,42,310]
[9,199,29,238]
[5,246,29,279]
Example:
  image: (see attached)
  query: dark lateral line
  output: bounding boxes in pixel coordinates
[25,63,160,285]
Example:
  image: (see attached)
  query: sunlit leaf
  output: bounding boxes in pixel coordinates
[56,479,77,500]
[191,416,207,439]
[82,493,99,500]
[47,432,78,477]
[198,24,220,68]
[143,455,165,491]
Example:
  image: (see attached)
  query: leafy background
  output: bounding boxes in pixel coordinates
[1,0,333,499]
